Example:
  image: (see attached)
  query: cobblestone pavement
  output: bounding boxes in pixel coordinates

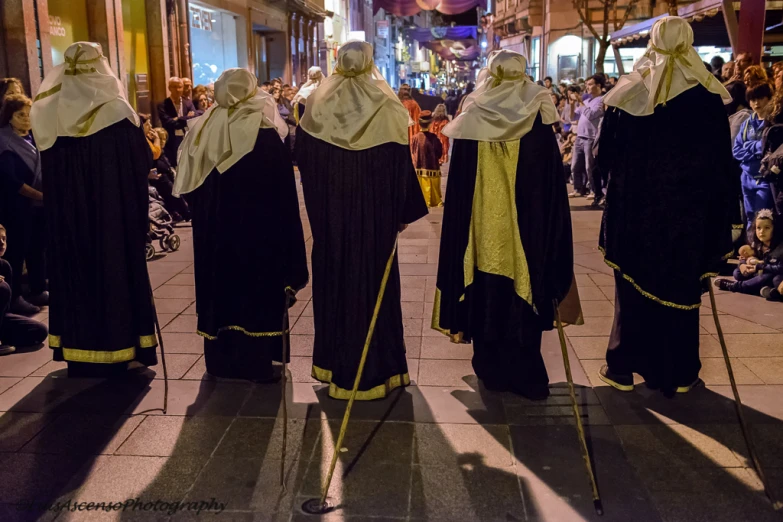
[1,175,783,522]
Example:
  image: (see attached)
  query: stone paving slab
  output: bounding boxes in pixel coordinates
[0,182,782,521]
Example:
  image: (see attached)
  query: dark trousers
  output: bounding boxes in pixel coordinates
[150,175,191,220]
[0,259,48,347]
[606,272,701,392]
[26,207,47,294]
[2,209,46,298]
[733,268,775,295]
[2,216,30,299]
[771,181,783,217]
[570,136,594,195]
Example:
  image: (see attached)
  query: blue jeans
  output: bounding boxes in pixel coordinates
[571,136,595,195]
[741,171,775,228]
[732,267,775,295]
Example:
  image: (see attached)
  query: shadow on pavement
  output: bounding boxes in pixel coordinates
[0,373,153,521]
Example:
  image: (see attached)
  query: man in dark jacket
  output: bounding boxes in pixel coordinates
[157,77,197,167]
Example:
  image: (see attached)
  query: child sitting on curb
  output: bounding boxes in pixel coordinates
[715,209,783,300]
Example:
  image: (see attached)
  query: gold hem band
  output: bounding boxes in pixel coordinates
[49,334,158,364]
[311,365,410,400]
[197,326,287,341]
[416,169,442,178]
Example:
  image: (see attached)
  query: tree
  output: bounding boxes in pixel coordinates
[574,0,642,73]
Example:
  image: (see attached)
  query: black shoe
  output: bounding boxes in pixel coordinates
[763,288,783,302]
[26,291,49,307]
[598,364,634,391]
[10,296,40,316]
[589,199,603,210]
[714,279,739,292]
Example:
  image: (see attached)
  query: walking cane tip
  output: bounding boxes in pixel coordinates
[301,498,334,515]
[593,499,604,516]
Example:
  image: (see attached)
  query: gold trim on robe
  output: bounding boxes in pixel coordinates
[49,334,158,363]
[463,141,533,306]
[430,288,465,343]
[311,365,410,400]
[197,326,287,340]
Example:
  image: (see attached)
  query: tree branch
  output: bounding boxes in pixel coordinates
[615,0,641,31]
[574,0,602,40]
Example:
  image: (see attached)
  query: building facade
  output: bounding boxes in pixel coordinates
[1,0,325,121]
[493,0,668,81]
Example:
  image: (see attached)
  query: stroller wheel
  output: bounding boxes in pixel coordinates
[146,243,155,261]
[167,234,181,252]
[159,237,168,252]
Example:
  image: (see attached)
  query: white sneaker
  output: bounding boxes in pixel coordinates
[0,345,16,356]
[586,193,596,200]
[568,191,582,198]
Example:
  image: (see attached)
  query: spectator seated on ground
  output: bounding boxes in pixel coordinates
[0,224,48,356]
[716,209,783,301]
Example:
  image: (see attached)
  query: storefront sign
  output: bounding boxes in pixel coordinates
[49,16,67,37]
[377,20,389,39]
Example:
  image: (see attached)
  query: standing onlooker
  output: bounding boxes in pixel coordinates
[724,54,752,115]
[0,95,46,314]
[399,87,422,150]
[710,56,725,79]
[743,65,769,89]
[154,128,191,221]
[273,86,296,154]
[0,78,24,104]
[260,81,272,93]
[0,225,48,355]
[734,83,776,229]
[561,85,580,134]
[570,75,606,206]
[157,77,197,167]
[182,77,193,101]
[544,77,559,96]
[430,104,450,165]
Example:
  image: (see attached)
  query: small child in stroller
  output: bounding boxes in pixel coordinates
[147,186,181,260]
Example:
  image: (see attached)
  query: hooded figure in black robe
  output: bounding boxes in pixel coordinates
[434,50,582,400]
[31,42,158,375]
[597,17,735,396]
[173,68,308,381]
[296,41,428,400]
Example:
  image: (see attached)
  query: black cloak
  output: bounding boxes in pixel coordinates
[189,128,309,380]
[41,119,158,371]
[296,128,428,400]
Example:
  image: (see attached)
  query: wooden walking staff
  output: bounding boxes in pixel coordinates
[553,299,604,516]
[280,290,293,489]
[302,237,400,515]
[707,283,782,510]
[148,285,170,415]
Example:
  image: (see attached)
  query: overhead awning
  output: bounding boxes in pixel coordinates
[611,0,783,48]
[405,26,478,42]
[421,40,480,60]
[373,0,486,17]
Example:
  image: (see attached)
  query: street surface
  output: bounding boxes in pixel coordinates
[1,173,782,521]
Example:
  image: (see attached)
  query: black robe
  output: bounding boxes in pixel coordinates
[41,119,158,373]
[296,129,428,400]
[597,85,735,392]
[189,128,309,381]
[434,117,575,397]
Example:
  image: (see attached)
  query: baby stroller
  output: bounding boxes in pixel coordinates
[147,186,181,260]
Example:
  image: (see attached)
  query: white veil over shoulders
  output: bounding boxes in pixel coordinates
[603,16,731,116]
[443,50,559,142]
[173,68,287,196]
[300,41,409,150]
[30,42,139,151]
